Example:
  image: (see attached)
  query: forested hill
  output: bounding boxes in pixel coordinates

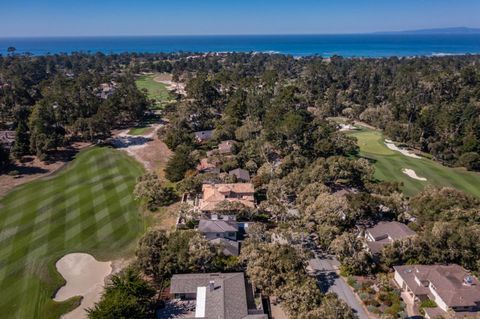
[0,52,479,171]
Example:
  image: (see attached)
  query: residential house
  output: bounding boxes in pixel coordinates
[229,168,251,182]
[198,215,240,256]
[394,264,480,318]
[168,272,267,319]
[198,215,238,241]
[196,158,220,174]
[0,131,16,150]
[198,183,255,213]
[206,140,236,157]
[97,82,117,99]
[194,130,214,143]
[364,221,416,256]
[218,140,235,154]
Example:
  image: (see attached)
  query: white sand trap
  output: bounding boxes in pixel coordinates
[54,253,112,319]
[402,168,427,181]
[385,140,422,159]
[339,123,358,132]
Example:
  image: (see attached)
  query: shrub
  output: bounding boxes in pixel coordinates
[8,170,20,176]
[420,299,437,308]
[359,292,370,301]
[367,305,380,314]
[347,276,357,287]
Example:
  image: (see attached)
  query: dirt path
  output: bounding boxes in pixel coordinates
[111,123,172,174]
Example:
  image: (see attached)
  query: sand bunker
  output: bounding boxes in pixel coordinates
[54,253,112,319]
[402,168,427,181]
[339,124,358,132]
[385,140,422,159]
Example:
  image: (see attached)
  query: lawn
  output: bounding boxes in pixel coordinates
[136,74,174,109]
[128,126,152,136]
[349,128,480,198]
[0,147,146,319]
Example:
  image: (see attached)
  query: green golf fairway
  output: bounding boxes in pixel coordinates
[0,147,145,319]
[136,74,173,109]
[350,128,480,198]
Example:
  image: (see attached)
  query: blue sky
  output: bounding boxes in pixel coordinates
[1,0,480,37]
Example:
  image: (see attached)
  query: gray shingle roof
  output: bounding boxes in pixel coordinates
[394,264,480,309]
[229,168,251,182]
[194,130,214,142]
[198,219,238,233]
[210,238,240,256]
[170,273,250,319]
[367,221,416,241]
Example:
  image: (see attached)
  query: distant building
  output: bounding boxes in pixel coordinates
[218,140,235,155]
[206,140,236,157]
[229,168,251,182]
[364,221,416,255]
[97,82,117,99]
[394,264,480,318]
[196,158,220,174]
[198,183,255,213]
[0,131,16,150]
[168,272,267,319]
[194,130,214,143]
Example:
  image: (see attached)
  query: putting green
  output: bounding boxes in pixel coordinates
[136,74,173,109]
[0,147,146,319]
[350,128,480,198]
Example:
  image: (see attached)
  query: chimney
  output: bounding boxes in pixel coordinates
[209,280,215,291]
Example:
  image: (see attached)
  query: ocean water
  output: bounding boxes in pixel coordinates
[1,34,480,57]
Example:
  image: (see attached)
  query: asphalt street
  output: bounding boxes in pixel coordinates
[308,255,370,319]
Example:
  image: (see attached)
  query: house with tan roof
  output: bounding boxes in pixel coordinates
[198,183,255,213]
[206,140,236,157]
[394,264,480,318]
[364,221,416,256]
[196,158,220,173]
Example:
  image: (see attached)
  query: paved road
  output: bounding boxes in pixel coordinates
[309,255,370,319]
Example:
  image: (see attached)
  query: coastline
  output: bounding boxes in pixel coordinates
[2,34,480,57]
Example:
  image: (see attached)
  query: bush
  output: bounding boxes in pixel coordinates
[8,170,20,176]
[420,299,437,308]
[347,276,357,287]
[457,152,480,171]
[367,305,380,314]
[359,292,370,301]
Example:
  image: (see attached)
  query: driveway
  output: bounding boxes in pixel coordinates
[308,254,370,319]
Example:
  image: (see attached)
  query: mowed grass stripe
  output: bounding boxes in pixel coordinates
[351,129,480,198]
[0,147,145,319]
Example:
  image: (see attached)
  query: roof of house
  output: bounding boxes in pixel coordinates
[0,131,16,145]
[170,273,250,319]
[394,264,480,308]
[194,130,214,142]
[196,158,219,172]
[367,221,416,241]
[198,219,238,233]
[210,238,240,256]
[199,183,255,212]
[218,140,235,154]
[229,168,251,181]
